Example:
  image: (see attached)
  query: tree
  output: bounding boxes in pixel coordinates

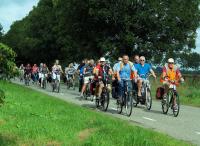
[3,0,200,66]
[179,52,200,70]
[0,43,17,79]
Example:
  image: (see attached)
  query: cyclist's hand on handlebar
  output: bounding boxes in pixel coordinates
[180,77,184,83]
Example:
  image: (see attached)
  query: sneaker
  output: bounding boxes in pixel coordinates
[80,93,83,98]
[96,96,100,100]
[92,96,96,101]
[173,104,178,112]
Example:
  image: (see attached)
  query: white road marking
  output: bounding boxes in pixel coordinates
[195,131,200,135]
[143,117,156,122]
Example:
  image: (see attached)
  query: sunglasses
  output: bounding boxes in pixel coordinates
[140,60,145,61]
[168,62,174,64]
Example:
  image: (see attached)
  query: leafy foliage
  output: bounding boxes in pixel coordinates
[0,43,17,79]
[3,0,200,66]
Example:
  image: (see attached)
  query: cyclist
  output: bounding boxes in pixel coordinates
[38,63,44,85]
[65,63,76,86]
[133,55,140,64]
[77,60,85,92]
[111,57,122,99]
[80,59,95,97]
[94,57,113,100]
[135,56,156,99]
[24,64,32,82]
[52,60,63,83]
[40,63,49,87]
[32,64,39,83]
[160,58,184,111]
[116,55,137,103]
[19,64,25,81]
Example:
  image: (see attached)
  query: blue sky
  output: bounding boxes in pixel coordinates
[0,0,200,53]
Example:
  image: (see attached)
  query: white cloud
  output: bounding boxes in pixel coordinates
[0,0,39,32]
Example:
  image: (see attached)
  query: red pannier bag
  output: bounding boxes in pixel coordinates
[156,87,164,100]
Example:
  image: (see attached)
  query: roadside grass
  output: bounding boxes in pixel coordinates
[150,77,200,107]
[0,81,192,146]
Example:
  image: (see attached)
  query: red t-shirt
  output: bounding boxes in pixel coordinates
[94,64,103,80]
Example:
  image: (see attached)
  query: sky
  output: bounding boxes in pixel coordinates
[0,0,200,53]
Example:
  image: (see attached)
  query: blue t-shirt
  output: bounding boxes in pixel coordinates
[116,63,136,79]
[135,63,152,78]
[113,62,121,72]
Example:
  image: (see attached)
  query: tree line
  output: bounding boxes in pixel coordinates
[1,0,200,70]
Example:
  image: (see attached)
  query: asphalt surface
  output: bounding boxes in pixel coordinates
[13,80,200,146]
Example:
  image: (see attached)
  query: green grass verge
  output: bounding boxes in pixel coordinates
[0,81,192,146]
[150,78,200,108]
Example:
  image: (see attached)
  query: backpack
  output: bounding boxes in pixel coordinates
[156,87,164,100]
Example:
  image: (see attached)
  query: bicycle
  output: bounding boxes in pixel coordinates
[95,78,110,111]
[41,73,47,89]
[19,70,24,82]
[67,74,75,90]
[162,79,180,117]
[133,74,152,110]
[52,72,60,93]
[116,79,133,117]
[83,78,93,101]
[24,73,31,86]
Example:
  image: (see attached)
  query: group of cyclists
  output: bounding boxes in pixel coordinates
[18,54,185,117]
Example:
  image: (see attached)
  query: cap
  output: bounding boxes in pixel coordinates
[100,57,106,62]
[118,57,122,61]
[168,58,174,63]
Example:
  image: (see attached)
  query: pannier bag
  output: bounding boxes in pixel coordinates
[156,87,164,100]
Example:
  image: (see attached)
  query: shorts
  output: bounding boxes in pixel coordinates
[84,76,93,84]
[52,73,61,82]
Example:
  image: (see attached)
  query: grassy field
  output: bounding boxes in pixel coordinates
[150,75,200,107]
[0,81,192,146]
[0,82,193,146]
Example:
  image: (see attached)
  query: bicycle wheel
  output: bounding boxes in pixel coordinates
[52,81,55,92]
[57,81,60,93]
[95,99,100,108]
[146,88,152,110]
[132,91,138,107]
[125,92,133,117]
[116,98,123,114]
[173,93,180,117]
[101,89,110,111]
[44,79,47,89]
[162,90,171,114]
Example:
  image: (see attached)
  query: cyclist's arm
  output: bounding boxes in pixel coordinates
[108,68,113,76]
[83,68,86,75]
[116,71,121,81]
[150,69,156,78]
[60,66,64,74]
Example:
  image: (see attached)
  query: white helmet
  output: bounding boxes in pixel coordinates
[168,58,174,63]
[118,57,122,61]
[100,57,106,62]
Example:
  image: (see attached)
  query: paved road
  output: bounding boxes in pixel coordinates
[13,80,200,145]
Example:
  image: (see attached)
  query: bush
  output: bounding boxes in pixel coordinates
[0,43,17,80]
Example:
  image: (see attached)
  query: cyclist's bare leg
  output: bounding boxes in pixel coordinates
[137,79,142,96]
[98,82,104,97]
[81,84,87,94]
